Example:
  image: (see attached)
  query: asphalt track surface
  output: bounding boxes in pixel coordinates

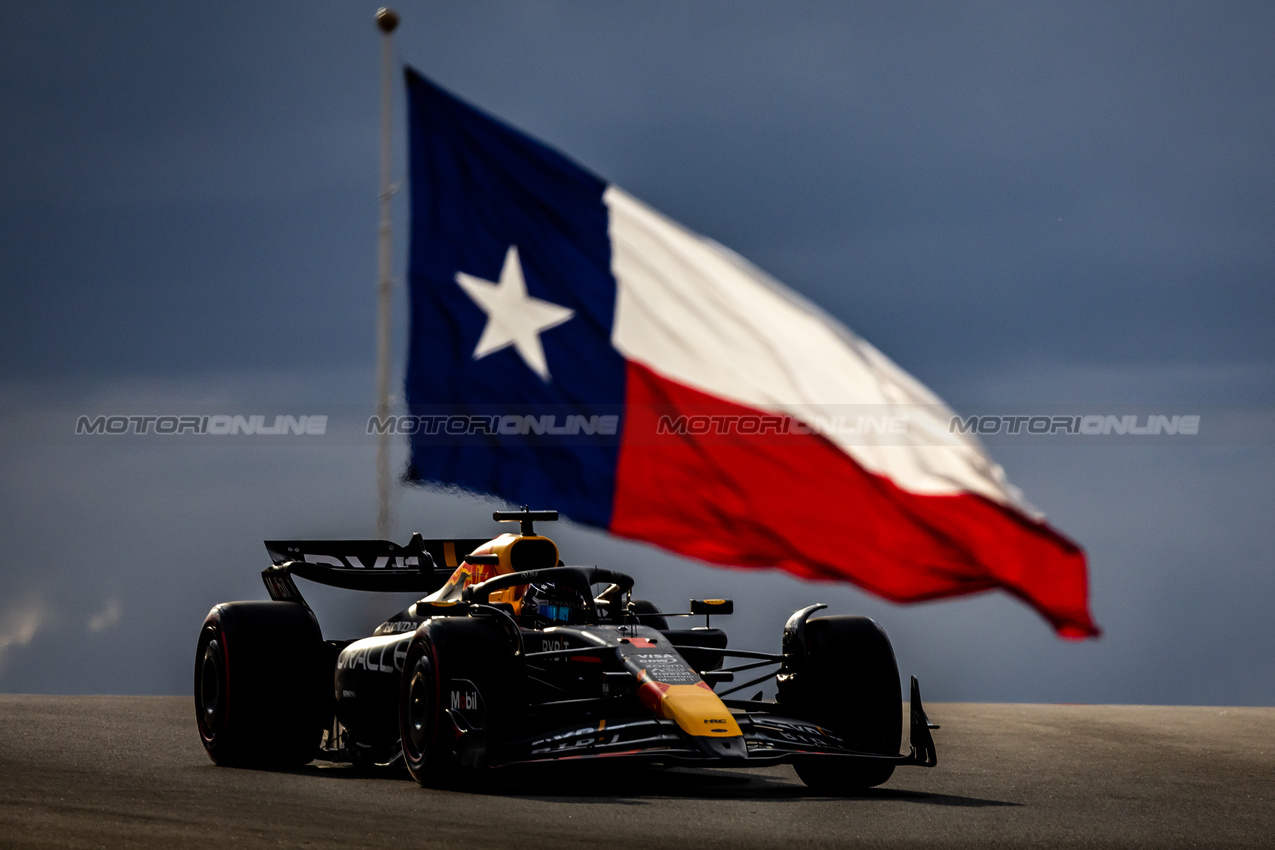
[1,696,1271,849]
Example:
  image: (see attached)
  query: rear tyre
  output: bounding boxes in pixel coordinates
[784,615,901,793]
[400,616,519,788]
[630,599,669,631]
[194,601,328,768]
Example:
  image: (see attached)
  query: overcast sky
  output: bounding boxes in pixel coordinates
[1,1,1272,705]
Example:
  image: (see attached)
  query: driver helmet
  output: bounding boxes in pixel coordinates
[519,580,587,628]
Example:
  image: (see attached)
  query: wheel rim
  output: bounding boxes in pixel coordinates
[405,658,433,758]
[199,638,222,725]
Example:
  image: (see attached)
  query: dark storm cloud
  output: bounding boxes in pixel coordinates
[0,3,382,379]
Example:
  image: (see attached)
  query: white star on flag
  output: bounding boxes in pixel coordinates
[455,245,575,382]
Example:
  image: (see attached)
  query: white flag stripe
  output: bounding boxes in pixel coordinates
[604,185,1032,512]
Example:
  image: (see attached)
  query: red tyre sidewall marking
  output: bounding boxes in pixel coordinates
[403,637,440,773]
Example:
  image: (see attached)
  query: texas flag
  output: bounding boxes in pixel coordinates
[402,67,1098,638]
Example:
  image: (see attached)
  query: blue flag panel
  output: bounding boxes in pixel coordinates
[402,68,627,527]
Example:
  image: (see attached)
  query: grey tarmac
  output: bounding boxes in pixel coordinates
[0,696,1270,849]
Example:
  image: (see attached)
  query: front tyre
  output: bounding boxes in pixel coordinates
[400,637,446,786]
[784,615,902,793]
[194,601,328,768]
[399,616,520,789]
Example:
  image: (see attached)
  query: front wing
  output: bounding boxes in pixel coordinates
[492,676,938,770]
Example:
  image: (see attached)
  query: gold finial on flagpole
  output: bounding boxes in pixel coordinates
[375,8,399,33]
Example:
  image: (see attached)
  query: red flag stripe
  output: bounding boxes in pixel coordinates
[611,361,1099,638]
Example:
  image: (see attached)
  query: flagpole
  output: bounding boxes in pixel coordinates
[374,7,399,540]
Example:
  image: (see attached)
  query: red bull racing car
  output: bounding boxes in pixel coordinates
[194,509,937,792]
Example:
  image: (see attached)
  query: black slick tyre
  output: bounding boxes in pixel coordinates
[784,615,902,793]
[400,634,446,785]
[399,615,519,789]
[194,601,328,768]
[630,599,669,631]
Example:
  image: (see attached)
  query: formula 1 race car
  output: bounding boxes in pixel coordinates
[194,509,937,792]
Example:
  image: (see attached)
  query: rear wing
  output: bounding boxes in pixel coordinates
[261,534,490,601]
